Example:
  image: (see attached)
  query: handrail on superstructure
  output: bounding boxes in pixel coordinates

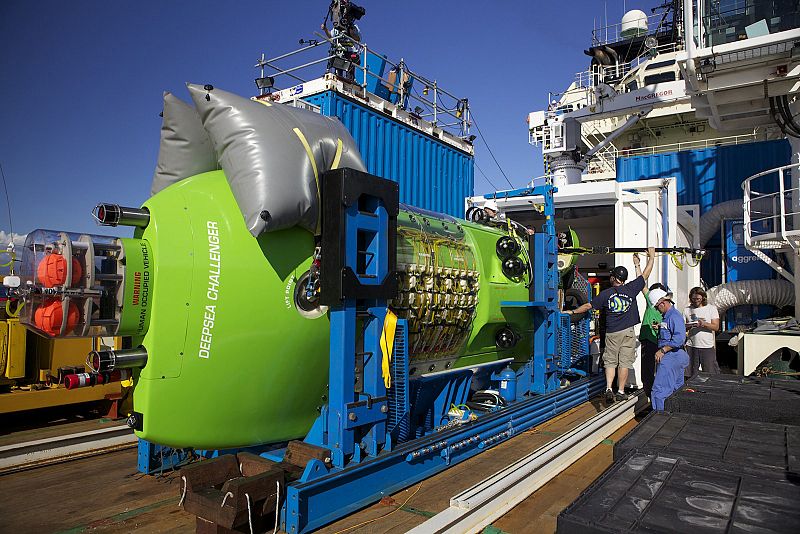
[255,33,471,138]
[572,43,679,93]
[591,11,670,47]
[742,162,800,251]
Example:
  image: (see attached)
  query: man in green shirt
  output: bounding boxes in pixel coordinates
[636,249,668,400]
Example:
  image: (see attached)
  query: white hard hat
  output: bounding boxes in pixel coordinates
[484,199,498,212]
[648,288,672,306]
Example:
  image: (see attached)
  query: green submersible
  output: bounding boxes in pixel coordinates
[13,85,534,449]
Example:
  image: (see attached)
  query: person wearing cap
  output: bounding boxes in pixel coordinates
[649,288,690,411]
[567,247,655,403]
[481,200,533,235]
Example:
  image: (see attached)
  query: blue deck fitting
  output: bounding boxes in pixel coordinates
[137,439,193,475]
[309,168,400,468]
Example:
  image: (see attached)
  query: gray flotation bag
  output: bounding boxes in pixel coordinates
[186,83,365,235]
[150,92,217,196]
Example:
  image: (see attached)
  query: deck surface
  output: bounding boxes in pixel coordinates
[0,398,637,533]
[0,404,123,448]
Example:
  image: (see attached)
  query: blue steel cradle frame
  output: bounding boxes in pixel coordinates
[309,168,400,467]
[280,180,604,533]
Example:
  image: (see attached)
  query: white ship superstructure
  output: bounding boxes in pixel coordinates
[473,0,800,376]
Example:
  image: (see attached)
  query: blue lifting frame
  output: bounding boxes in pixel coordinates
[500,184,582,395]
[277,176,604,533]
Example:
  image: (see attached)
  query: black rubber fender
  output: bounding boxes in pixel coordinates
[563,288,589,324]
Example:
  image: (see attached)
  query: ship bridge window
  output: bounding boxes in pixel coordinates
[644,59,676,70]
[643,72,676,86]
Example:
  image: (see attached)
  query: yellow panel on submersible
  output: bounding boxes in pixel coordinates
[131,171,531,449]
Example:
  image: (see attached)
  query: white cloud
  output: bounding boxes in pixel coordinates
[0,231,26,249]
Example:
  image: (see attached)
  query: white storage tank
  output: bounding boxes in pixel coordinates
[621,9,648,38]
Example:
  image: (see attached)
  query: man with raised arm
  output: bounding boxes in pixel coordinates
[567,247,655,403]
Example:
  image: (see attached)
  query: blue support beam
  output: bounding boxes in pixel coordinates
[502,184,563,395]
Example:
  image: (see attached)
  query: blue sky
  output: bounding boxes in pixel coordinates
[0,0,661,240]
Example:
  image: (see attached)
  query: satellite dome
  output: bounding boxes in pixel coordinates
[621,10,648,39]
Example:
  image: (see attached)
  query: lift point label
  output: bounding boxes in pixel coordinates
[199,221,221,359]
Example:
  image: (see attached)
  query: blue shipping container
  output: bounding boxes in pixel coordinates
[616,139,790,214]
[724,220,775,283]
[723,219,776,328]
[302,91,474,218]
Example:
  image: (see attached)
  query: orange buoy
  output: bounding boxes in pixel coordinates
[36,254,83,287]
[34,299,80,336]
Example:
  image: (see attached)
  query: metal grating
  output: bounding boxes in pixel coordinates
[570,269,591,365]
[387,318,411,443]
[557,313,573,369]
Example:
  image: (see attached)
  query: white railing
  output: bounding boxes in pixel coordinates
[582,122,617,175]
[742,162,800,251]
[574,63,632,90]
[618,133,766,159]
[255,33,471,137]
[591,12,667,46]
[573,43,680,90]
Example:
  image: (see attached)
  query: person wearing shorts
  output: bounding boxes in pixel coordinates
[568,248,655,403]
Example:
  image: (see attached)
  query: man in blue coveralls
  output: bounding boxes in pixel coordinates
[648,288,690,410]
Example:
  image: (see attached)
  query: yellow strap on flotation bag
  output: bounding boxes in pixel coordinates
[380,309,398,389]
[0,251,14,268]
[292,127,321,233]
[331,138,344,170]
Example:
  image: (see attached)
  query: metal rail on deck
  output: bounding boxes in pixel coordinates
[408,394,640,533]
[743,162,800,250]
[0,424,135,475]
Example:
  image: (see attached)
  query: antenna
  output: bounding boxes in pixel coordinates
[0,162,14,247]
